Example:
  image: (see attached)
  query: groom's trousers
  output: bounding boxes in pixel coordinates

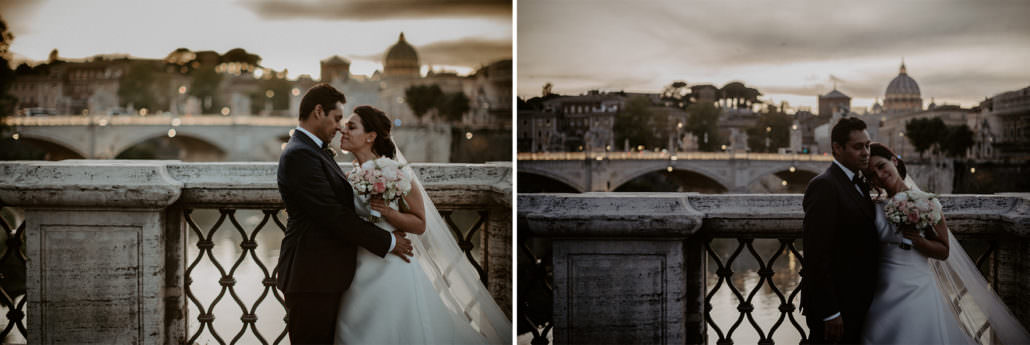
[285,292,343,344]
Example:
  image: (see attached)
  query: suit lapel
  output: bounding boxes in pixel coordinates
[292,132,346,181]
[829,163,873,219]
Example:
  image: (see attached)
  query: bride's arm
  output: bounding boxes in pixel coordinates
[370,180,426,234]
[903,217,950,260]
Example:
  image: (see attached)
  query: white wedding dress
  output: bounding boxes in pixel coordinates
[862,201,976,344]
[334,156,510,345]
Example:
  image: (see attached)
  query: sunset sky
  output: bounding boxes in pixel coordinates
[519,0,1030,110]
[3,0,512,78]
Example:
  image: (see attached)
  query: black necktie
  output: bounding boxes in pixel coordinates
[852,174,868,198]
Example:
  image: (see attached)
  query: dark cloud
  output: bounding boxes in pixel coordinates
[239,0,511,20]
[354,38,510,68]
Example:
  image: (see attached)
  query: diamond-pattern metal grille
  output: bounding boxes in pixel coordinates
[0,207,26,344]
[183,206,491,344]
[703,235,998,345]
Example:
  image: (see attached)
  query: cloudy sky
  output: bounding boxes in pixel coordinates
[519,0,1030,110]
[3,0,512,78]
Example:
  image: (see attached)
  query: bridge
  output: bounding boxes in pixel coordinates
[518,152,955,193]
[4,115,453,162]
[518,152,834,193]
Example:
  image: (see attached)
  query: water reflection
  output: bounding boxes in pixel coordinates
[186,208,485,345]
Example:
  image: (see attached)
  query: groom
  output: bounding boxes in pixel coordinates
[801,117,879,344]
[276,83,414,344]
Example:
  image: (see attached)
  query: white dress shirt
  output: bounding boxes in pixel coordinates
[295,126,396,253]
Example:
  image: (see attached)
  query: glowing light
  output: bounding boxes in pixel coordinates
[721,144,727,150]
[265,90,274,98]
[637,145,644,151]
[99,119,109,126]
[667,166,674,173]
[171,118,181,127]
[178,86,187,94]
[677,122,683,129]
[671,155,678,161]
[291,88,300,96]
[782,180,788,186]
[579,145,584,151]
[12,133,19,140]
[221,107,231,116]
[465,131,473,140]
[289,129,296,136]
[605,145,611,151]
[899,132,905,137]
[139,108,148,116]
[766,126,772,133]
[792,124,798,131]
[394,119,402,127]
[596,156,603,161]
[970,168,976,174]
[167,129,177,138]
[789,166,796,173]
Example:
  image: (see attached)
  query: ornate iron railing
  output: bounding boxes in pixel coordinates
[0,206,26,344]
[183,206,493,345]
[519,230,553,345]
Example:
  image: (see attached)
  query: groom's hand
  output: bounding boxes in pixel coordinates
[390,230,414,263]
[824,316,843,343]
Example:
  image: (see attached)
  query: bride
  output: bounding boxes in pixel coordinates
[333,105,510,344]
[860,142,1029,344]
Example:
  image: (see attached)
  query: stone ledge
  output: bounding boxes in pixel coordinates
[518,193,704,237]
[521,193,1030,237]
[0,161,511,209]
[0,160,182,208]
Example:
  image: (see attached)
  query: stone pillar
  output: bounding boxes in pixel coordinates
[487,205,513,318]
[998,194,1030,330]
[0,161,183,344]
[520,193,705,344]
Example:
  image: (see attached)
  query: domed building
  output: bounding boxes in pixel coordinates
[884,61,923,113]
[383,32,420,79]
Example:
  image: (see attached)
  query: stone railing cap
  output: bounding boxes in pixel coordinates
[0,160,183,208]
[519,193,704,237]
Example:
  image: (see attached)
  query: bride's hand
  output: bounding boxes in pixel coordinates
[370,197,395,217]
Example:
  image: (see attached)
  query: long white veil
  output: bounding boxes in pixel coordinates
[392,142,512,344]
[903,176,1030,344]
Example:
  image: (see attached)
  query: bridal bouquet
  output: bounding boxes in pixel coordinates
[883,190,943,250]
[347,157,413,221]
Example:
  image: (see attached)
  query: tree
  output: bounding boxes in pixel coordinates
[685,102,723,151]
[614,95,669,150]
[118,61,159,110]
[404,84,444,123]
[0,15,17,118]
[746,105,792,152]
[942,124,974,158]
[905,117,948,159]
[438,92,470,123]
[661,81,690,109]
[189,65,223,113]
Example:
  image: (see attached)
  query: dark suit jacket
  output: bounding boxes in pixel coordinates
[800,163,879,329]
[275,132,392,293]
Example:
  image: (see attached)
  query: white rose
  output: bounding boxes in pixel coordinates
[382,166,398,180]
[914,199,931,212]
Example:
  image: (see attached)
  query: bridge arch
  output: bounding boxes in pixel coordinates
[610,161,731,192]
[15,133,88,160]
[115,133,227,161]
[110,127,231,161]
[746,164,822,193]
[517,166,586,193]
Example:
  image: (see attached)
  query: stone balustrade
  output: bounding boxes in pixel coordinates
[519,193,1030,344]
[0,160,511,344]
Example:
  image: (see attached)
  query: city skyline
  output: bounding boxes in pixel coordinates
[2,0,512,79]
[519,0,1030,111]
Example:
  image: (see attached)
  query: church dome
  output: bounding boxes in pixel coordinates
[883,61,922,113]
[384,32,419,79]
[885,63,921,97]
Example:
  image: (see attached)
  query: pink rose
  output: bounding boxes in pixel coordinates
[374,182,386,193]
[907,211,919,223]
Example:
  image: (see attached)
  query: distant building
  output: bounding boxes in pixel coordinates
[883,61,923,114]
[978,86,1030,160]
[541,92,622,152]
[818,88,851,117]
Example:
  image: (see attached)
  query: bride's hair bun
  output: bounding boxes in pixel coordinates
[354,105,396,159]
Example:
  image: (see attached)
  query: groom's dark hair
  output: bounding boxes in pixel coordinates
[298,83,346,121]
[831,117,867,147]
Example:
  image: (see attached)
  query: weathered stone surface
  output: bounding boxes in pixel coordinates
[0,160,182,208]
[522,193,1030,343]
[518,193,703,237]
[0,160,512,344]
